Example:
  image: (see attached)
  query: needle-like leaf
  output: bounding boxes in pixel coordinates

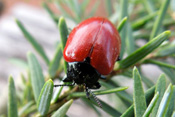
[133,67,147,117]
[155,42,175,57]
[105,0,113,16]
[165,86,175,116]
[81,97,101,116]
[48,44,63,78]
[100,81,133,104]
[19,101,34,116]
[121,86,155,117]
[51,99,73,117]
[68,87,128,98]
[8,76,18,117]
[150,0,171,40]
[27,52,45,102]
[42,2,59,24]
[119,0,128,58]
[37,79,54,116]
[152,74,166,116]
[143,92,159,117]
[16,19,49,65]
[51,81,64,104]
[117,17,127,32]
[160,67,175,84]
[115,31,171,70]
[126,22,135,54]
[89,98,121,116]
[131,12,158,30]
[156,84,173,117]
[143,59,175,69]
[59,17,69,73]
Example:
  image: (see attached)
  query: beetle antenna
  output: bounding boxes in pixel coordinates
[85,85,90,99]
[84,84,102,108]
[89,89,102,108]
[54,82,75,87]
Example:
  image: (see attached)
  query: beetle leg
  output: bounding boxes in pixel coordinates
[84,84,90,99]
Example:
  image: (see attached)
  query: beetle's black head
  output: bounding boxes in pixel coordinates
[63,57,101,89]
[55,57,103,108]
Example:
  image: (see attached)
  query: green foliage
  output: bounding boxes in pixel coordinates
[59,17,69,73]
[121,86,156,117]
[54,0,99,23]
[119,0,128,58]
[143,92,159,117]
[37,79,54,116]
[131,12,158,30]
[51,99,73,117]
[27,52,45,102]
[152,74,166,116]
[116,31,171,69]
[117,17,128,32]
[5,0,175,117]
[67,87,128,98]
[18,101,35,116]
[8,76,18,117]
[42,2,59,24]
[150,0,171,40]
[48,44,62,78]
[133,67,147,117]
[16,19,50,65]
[156,84,173,116]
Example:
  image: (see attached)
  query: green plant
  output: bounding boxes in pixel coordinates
[5,0,175,116]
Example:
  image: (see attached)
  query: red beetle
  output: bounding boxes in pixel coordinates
[56,17,121,107]
[64,17,121,74]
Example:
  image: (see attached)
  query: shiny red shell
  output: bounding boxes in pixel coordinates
[63,17,121,75]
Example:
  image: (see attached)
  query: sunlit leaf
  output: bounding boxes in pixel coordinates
[143,92,159,117]
[152,74,166,116]
[156,84,173,117]
[117,17,127,32]
[165,86,175,116]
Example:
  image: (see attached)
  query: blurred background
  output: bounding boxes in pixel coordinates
[0,0,110,85]
[0,0,117,116]
[0,0,175,116]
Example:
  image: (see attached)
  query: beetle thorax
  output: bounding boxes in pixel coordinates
[64,58,101,88]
